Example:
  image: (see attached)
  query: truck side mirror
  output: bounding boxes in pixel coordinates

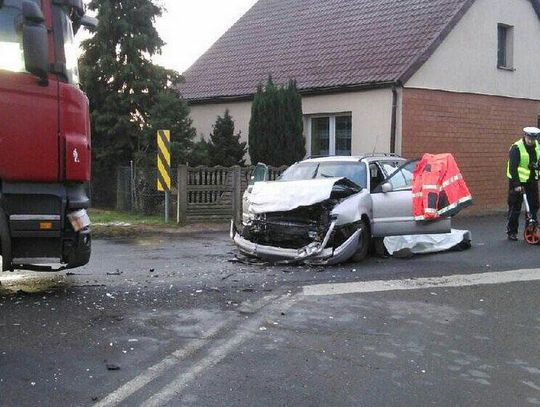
[80,15,98,28]
[22,0,49,85]
[55,0,97,34]
[73,15,98,34]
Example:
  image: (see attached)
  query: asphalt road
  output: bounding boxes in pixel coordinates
[0,214,539,406]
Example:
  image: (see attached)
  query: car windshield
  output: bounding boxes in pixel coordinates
[279,162,367,188]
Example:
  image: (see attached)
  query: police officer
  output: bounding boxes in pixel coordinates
[506,127,540,241]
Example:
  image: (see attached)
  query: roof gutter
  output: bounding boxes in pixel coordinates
[184,81,397,105]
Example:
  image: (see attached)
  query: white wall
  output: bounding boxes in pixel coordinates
[188,88,395,162]
[406,0,540,100]
[302,89,394,155]
[188,101,253,144]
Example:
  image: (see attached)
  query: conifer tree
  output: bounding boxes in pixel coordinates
[79,0,195,205]
[248,78,305,166]
[284,80,305,164]
[189,138,210,167]
[248,83,264,164]
[207,110,247,167]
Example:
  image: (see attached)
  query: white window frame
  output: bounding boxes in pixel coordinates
[307,113,352,157]
[497,23,514,70]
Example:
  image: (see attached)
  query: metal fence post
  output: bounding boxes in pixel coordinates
[130,160,135,213]
[232,165,242,224]
[116,168,123,211]
[116,166,132,211]
[177,165,188,224]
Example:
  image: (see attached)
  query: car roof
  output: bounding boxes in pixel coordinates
[302,154,405,164]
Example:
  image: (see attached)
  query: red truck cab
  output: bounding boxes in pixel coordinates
[0,0,94,270]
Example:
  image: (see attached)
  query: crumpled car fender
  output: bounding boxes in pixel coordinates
[330,189,372,226]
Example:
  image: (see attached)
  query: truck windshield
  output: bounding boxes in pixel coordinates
[0,5,24,72]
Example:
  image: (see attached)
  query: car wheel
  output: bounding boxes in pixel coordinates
[351,219,370,262]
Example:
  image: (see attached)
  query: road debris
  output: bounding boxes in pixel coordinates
[106,363,121,371]
[107,269,123,276]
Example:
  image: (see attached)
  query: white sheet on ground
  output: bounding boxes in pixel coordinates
[249,178,344,214]
[384,229,472,256]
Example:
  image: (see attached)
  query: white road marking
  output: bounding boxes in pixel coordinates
[97,269,539,405]
[143,294,298,407]
[94,317,234,407]
[303,268,540,296]
[96,294,288,406]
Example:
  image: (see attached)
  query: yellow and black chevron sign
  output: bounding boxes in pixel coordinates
[156,130,171,192]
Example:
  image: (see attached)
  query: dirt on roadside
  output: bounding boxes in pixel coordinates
[92,222,230,239]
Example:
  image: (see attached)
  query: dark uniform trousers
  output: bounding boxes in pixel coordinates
[507,180,540,235]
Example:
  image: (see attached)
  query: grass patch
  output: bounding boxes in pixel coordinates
[88,209,230,239]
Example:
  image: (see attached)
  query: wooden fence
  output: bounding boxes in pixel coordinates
[177,165,287,223]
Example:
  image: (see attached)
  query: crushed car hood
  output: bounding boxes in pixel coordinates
[249,178,360,214]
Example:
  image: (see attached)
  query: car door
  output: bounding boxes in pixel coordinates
[242,163,268,224]
[371,160,451,237]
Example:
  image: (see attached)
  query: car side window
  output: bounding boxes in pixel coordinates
[385,160,418,191]
[249,163,269,185]
[379,161,403,178]
[369,163,384,192]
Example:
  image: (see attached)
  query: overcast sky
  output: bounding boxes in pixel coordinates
[152,0,258,74]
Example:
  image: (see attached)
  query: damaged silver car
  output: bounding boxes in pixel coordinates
[231,154,451,265]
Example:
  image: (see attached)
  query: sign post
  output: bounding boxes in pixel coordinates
[156,130,171,222]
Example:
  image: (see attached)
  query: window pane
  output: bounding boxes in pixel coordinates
[311,117,329,156]
[0,6,24,73]
[249,164,268,185]
[60,8,79,85]
[387,160,418,190]
[498,25,507,67]
[379,161,403,177]
[335,116,352,156]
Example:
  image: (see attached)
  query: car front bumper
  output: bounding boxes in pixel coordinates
[230,221,361,265]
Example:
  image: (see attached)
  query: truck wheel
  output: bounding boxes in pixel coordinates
[351,219,370,262]
[0,207,13,271]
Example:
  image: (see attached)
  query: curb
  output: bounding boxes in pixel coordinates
[92,222,230,239]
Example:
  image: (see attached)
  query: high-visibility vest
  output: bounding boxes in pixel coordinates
[506,139,540,182]
[413,153,473,221]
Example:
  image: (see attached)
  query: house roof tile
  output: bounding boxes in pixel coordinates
[179,0,533,102]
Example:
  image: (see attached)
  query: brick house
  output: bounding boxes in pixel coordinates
[180,0,540,212]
